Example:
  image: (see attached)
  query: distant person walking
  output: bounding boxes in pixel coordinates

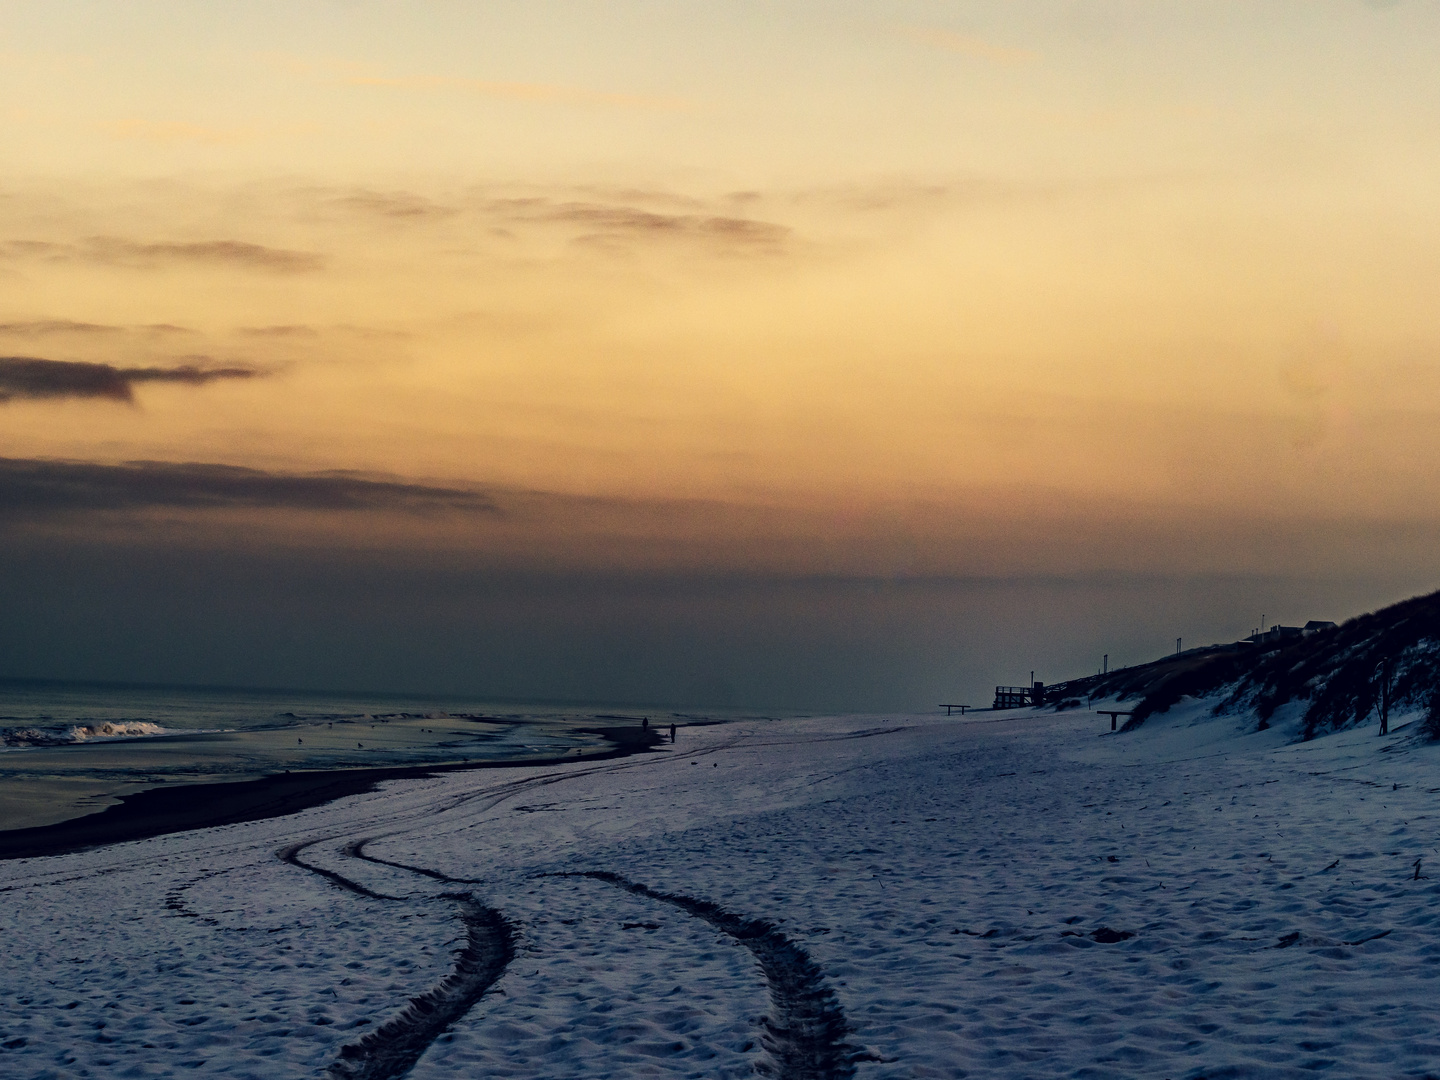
[670,723,677,742]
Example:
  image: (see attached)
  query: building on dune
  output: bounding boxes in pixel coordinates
[1244,620,1336,648]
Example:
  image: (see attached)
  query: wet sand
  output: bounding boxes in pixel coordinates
[0,726,665,861]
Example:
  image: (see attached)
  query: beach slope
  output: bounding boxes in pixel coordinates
[1,708,1438,1077]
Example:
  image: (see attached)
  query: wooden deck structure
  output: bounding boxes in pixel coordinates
[993,684,1045,709]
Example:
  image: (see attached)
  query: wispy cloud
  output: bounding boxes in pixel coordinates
[484,197,789,250]
[0,319,122,336]
[98,118,256,145]
[330,189,460,220]
[0,357,259,404]
[903,27,1038,66]
[344,72,688,111]
[1,236,323,272]
[0,320,197,338]
[81,237,323,272]
[0,457,497,515]
[237,324,319,338]
[0,240,64,259]
[790,176,1042,213]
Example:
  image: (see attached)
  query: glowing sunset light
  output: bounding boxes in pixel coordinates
[2,2,1437,706]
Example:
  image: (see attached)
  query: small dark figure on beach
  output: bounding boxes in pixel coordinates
[642,718,649,730]
[297,738,302,745]
[670,723,677,742]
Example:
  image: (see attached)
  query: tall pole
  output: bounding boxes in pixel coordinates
[1103,654,1108,674]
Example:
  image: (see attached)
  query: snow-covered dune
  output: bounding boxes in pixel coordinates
[3,707,1440,1078]
[1091,588,1440,741]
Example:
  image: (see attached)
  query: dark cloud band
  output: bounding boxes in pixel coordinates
[0,237,322,273]
[0,320,122,336]
[0,357,258,403]
[0,321,196,336]
[545,202,789,243]
[480,196,790,248]
[82,237,324,272]
[0,457,497,515]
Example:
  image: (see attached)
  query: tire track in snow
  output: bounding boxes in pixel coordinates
[571,871,860,1080]
[277,838,515,1080]
[343,838,486,884]
[326,897,513,1080]
[278,838,402,901]
[274,736,760,1076]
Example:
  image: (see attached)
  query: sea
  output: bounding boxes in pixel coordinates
[0,680,707,832]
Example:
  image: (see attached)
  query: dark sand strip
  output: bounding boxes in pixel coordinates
[0,726,662,861]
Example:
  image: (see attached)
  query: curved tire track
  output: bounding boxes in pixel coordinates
[277,839,514,1080]
[344,838,485,885]
[572,871,858,1080]
[278,839,401,901]
[327,896,514,1080]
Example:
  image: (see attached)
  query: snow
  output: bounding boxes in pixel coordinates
[4,704,1440,1077]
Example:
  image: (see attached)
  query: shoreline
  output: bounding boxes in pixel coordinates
[0,725,665,862]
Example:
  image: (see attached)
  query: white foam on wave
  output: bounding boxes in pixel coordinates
[66,721,168,742]
[1,720,170,747]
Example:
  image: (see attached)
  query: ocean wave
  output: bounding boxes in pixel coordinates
[1,720,168,748]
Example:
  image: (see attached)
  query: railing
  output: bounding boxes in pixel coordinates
[993,685,1037,709]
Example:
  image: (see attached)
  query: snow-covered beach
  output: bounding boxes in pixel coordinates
[4,704,1440,1078]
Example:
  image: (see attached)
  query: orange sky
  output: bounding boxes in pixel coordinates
[2,3,1438,703]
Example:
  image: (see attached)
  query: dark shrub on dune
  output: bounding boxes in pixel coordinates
[1114,589,1440,739]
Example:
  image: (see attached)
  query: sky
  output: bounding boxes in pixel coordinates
[2,1,1439,709]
